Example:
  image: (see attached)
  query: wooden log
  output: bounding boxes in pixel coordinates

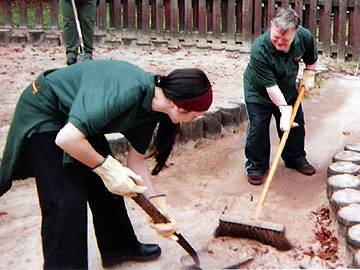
[331,189,360,212]
[218,102,241,133]
[327,174,360,199]
[179,117,204,143]
[347,224,360,249]
[353,250,360,268]
[338,204,360,227]
[345,143,360,153]
[327,161,360,177]
[202,109,222,139]
[333,150,360,165]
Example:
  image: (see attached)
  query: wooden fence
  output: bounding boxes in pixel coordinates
[0,0,359,61]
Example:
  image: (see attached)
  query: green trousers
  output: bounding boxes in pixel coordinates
[60,0,97,59]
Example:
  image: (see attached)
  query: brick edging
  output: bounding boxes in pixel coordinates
[327,143,360,268]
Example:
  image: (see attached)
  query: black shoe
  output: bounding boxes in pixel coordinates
[247,171,265,185]
[286,160,316,175]
[102,243,161,268]
[66,57,77,65]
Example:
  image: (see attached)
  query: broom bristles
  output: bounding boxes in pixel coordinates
[215,217,292,251]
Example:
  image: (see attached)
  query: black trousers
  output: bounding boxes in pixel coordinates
[245,102,307,174]
[23,132,140,269]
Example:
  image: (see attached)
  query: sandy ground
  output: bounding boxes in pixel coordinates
[1,44,360,269]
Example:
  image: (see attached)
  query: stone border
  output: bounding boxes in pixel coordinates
[327,143,360,268]
[107,102,247,157]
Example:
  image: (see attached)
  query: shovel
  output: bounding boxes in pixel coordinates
[132,194,253,269]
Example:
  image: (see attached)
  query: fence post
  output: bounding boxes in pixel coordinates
[122,0,137,44]
[112,0,121,31]
[308,0,317,37]
[253,0,262,38]
[337,0,347,61]
[212,0,222,45]
[242,0,253,44]
[49,0,58,30]
[295,0,303,22]
[19,0,27,29]
[183,0,194,46]
[34,0,43,29]
[318,0,332,56]
[351,0,360,61]
[226,0,236,45]
[196,0,207,45]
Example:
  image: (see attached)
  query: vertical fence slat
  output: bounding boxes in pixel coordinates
[164,0,170,31]
[212,0,221,40]
[253,0,262,37]
[140,0,149,33]
[352,0,360,60]
[2,0,12,28]
[308,0,317,37]
[337,0,347,60]
[184,0,192,36]
[319,0,332,56]
[242,0,253,42]
[19,0,27,29]
[226,0,235,42]
[156,0,163,36]
[112,0,121,30]
[49,0,58,29]
[295,0,303,22]
[197,0,206,38]
[170,0,178,34]
[34,0,43,29]
[267,0,275,28]
[97,0,106,30]
[125,0,135,31]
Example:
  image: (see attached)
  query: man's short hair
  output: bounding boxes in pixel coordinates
[271,7,301,32]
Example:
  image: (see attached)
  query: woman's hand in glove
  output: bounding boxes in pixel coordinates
[93,155,147,196]
[148,194,177,238]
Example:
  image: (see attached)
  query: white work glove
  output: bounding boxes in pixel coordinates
[279,105,298,131]
[93,155,147,196]
[148,194,177,238]
[302,69,316,91]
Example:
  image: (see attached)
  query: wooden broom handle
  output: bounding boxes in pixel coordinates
[252,84,306,220]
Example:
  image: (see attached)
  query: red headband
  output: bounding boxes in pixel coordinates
[173,87,213,112]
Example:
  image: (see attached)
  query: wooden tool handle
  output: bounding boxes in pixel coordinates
[132,194,169,224]
[252,85,306,220]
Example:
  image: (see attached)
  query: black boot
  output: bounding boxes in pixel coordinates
[102,243,161,268]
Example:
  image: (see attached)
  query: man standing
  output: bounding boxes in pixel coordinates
[244,7,317,185]
[60,0,97,65]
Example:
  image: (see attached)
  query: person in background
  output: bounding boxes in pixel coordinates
[60,0,97,65]
[243,7,317,185]
[0,60,213,269]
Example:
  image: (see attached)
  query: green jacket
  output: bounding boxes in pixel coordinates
[244,26,318,106]
[0,60,163,196]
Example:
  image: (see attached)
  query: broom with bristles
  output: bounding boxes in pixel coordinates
[215,83,307,251]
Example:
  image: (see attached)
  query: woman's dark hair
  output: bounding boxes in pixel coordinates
[151,68,210,175]
[155,68,211,100]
